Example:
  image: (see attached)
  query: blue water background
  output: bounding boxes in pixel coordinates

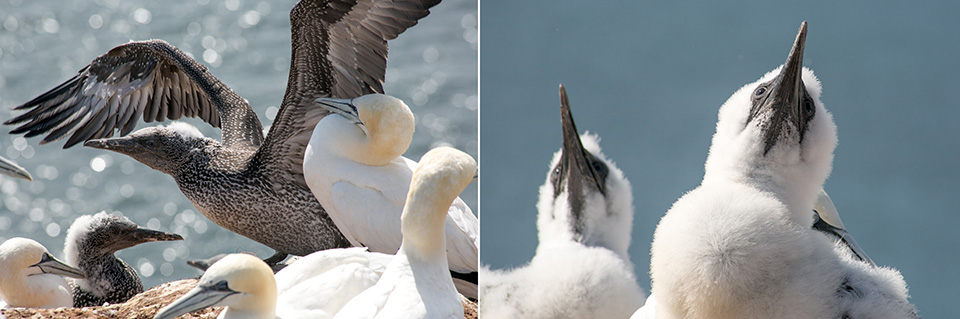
[479,1,958,317]
[0,0,476,289]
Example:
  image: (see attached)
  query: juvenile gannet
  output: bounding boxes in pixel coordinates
[0,237,85,308]
[333,147,474,319]
[0,156,32,181]
[649,22,918,318]
[63,212,183,307]
[4,0,443,263]
[154,248,392,319]
[480,86,644,319]
[303,94,479,298]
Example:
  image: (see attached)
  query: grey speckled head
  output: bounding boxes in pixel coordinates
[83,122,213,174]
[64,212,182,307]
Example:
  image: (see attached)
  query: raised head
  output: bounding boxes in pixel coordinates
[536,85,633,258]
[313,94,415,166]
[703,22,837,212]
[83,122,214,174]
[154,253,277,319]
[400,147,477,259]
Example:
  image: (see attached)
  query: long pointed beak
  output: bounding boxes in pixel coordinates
[154,284,238,319]
[0,156,32,181]
[83,136,139,155]
[132,227,184,243]
[812,189,877,266]
[559,84,604,196]
[315,97,363,126]
[759,21,807,155]
[30,252,86,279]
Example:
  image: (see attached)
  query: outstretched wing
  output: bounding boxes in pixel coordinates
[256,0,441,188]
[5,40,263,149]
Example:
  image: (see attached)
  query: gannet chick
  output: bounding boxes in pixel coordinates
[650,22,918,318]
[631,190,875,319]
[154,248,392,319]
[0,237,85,308]
[480,86,644,319]
[333,147,475,319]
[0,156,32,181]
[303,94,479,298]
[64,211,183,307]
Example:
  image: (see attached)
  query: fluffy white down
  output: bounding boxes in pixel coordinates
[165,121,204,139]
[481,132,643,318]
[650,66,917,319]
[481,241,644,319]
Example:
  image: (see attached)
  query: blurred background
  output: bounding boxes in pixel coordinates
[0,0,476,288]
[479,0,958,317]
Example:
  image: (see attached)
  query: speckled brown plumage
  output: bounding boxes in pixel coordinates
[5,0,442,258]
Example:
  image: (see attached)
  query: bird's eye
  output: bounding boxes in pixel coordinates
[145,139,158,148]
[755,87,766,96]
[591,161,606,174]
[213,280,230,291]
[553,167,561,176]
[803,99,814,113]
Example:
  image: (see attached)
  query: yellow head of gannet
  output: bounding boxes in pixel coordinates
[0,237,86,308]
[154,254,276,319]
[312,94,415,166]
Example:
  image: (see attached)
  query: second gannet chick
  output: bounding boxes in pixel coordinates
[303,94,479,298]
[649,22,918,318]
[154,248,393,319]
[480,86,644,319]
[0,237,85,308]
[64,212,183,307]
[332,147,475,319]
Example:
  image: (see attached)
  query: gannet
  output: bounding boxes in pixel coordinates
[0,237,85,308]
[63,212,183,307]
[303,94,479,298]
[480,86,644,319]
[631,189,876,319]
[649,22,918,318]
[0,156,32,181]
[332,147,474,319]
[4,0,444,263]
[154,248,392,319]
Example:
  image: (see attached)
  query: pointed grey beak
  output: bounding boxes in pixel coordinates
[558,85,606,238]
[83,136,140,156]
[315,97,363,126]
[811,189,876,266]
[756,21,808,155]
[154,281,238,319]
[30,252,86,279]
[113,227,183,252]
[0,156,32,181]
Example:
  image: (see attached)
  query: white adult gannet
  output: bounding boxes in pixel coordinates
[0,237,85,308]
[154,248,392,319]
[480,86,644,319]
[303,94,479,298]
[0,156,31,181]
[332,147,474,319]
[649,22,918,319]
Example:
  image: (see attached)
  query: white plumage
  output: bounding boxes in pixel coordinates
[153,248,392,319]
[303,94,478,298]
[332,146,473,319]
[480,86,644,319]
[649,22,917,319]
[0,237,85,308]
